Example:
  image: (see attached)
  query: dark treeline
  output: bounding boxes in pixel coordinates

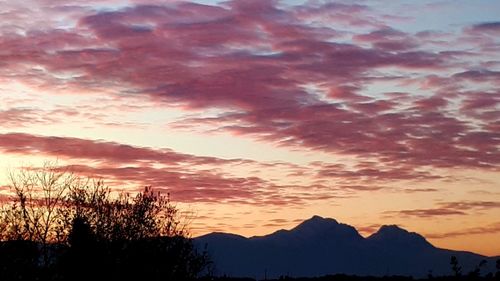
[200,258,500,281]
[0,164,209,281]
[200,272,500,281]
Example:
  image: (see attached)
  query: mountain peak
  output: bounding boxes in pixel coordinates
[377,224,408,234]
[196,232,247,241]
[307,215,338,224]
[285,215,364,242]
[293,215,338,231]
[368,225,432,248]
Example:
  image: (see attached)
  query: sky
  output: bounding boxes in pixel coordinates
[0,0,499,256]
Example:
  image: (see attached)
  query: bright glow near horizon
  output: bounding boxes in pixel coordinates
[0,0,499,256]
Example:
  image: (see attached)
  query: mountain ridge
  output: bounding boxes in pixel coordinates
[194,216,497,279]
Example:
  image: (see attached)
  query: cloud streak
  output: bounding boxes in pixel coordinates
[385,201,500,219]
[0,132,345,205]
[426,222,500,239]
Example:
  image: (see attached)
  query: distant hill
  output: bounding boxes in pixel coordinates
[194,216,498,279]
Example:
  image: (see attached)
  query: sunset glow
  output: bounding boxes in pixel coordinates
[0,0,499,256]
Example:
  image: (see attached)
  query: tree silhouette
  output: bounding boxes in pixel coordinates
[63,182,208,281]
[496,259,500,279]
[1,163,74,267]
[468,259,487,278]
[450,256,462,277]
[0,163,209,280]
[63,216,97,281]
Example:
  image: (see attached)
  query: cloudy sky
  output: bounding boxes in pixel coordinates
[0,0,499,256]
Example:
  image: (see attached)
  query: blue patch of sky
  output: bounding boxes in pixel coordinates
[365,0,500,33]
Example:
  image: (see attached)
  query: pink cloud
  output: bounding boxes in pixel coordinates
[0,108,41,127]
[0,132,247,166]
[426,222,500,239]
[354,28,419,51]
[467,22,500,36]
[386,208,466,218]
[412,96,448,111]
[453,70,500,85]
[315,161,441,183]
[403,188,438,193]
[293,2,385,28]
[0,133,344,205]
[63,164,270,204]
[0,1,497,181]
[385,201,500,219]
[356,224,383,235]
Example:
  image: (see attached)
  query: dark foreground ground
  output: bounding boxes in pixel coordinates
[200,274,500,281]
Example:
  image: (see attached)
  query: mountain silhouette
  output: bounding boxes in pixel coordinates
[194,216,497,279]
